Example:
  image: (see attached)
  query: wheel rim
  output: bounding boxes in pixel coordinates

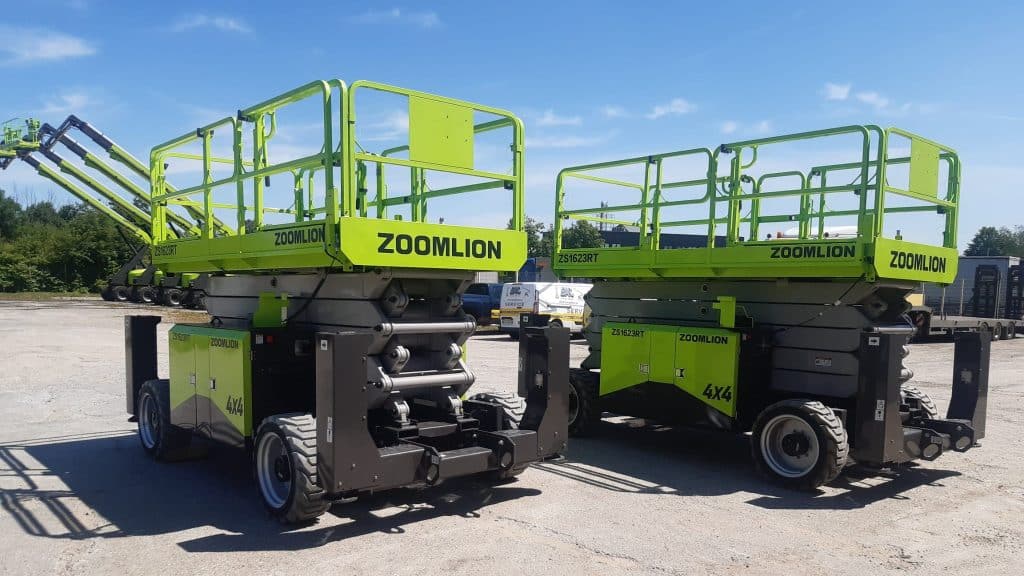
[567,384,580,426]
[139,393,160,449]
[760,414,819,478]
[257,431,291,509]
[168,292,181,306]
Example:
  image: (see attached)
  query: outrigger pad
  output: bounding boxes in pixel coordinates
[948,330,990,440]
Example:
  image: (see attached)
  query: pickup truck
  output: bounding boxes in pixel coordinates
[462,283,503,325]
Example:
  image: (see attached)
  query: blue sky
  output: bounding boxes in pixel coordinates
[1,1,1022,248]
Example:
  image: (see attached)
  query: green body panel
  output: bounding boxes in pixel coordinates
[168,325,252,440]
[601,322,740,417]
[873,238,956,284]
[558,238,957,284]
[553,125,960,285]
[153,218,527,273]
[253,292,288,328]
[169,328,196,417]
[408,95,474,169]
[338,218,525,271]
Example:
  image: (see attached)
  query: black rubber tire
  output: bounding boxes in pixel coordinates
[100,285,115,301]
[467,391,529,482]
[549,319,563,329]
[112,285,130,302]
[139,286,157,304]
[469,391,525,429]
[137,379,192,460]
[568,368,602,437]
[254,414,330,524]
[751,399,848,490]
[161,288,184,307]
[192,292,207,310]
[901,384,940,419]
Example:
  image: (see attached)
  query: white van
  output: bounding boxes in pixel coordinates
[496,282,592,338]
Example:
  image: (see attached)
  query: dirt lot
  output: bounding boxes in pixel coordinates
[0,300,1022,575]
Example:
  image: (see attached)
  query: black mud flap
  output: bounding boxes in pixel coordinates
[125,315,161,417]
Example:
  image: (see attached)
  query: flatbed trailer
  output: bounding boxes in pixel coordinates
[908,307,1018,340]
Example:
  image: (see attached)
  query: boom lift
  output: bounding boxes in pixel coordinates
[554,126,988,489]
[0,117,206,306]
[124,79,568,522]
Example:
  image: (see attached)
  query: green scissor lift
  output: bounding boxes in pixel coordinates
[125,79,568,522]
[0,117,207,306]
[554,125,989,489]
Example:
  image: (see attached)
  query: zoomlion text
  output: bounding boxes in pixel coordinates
[377,232,502,259]
[889,250,947,273]
[679,333,729,345]
[770,245,856,259]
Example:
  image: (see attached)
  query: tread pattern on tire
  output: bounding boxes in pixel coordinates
[568,368,602,437]
[162,288,183,307]
[469,391,525,429]
[901,384,939,419]
[752,399,848,490]
[258,413,330,524]
[138,379,191,459]
[112,285,130,302]
[467,392,530,482]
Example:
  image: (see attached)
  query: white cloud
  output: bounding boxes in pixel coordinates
[351,8,441,28]
[536,109,581,127]
[525,134,609,149]
[0,26,96,66]
[361,110,410,142]
[172,14,251,33]
[855,91,890,110]
[39,91,94,115]
[823,82,851,101]
[601,105,628,118]
[719,120,771,136]
[646,98,694,119]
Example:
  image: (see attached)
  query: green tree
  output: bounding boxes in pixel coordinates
[561,220,605,250]
[23,201,63,227]
[0,189,22,239]
[963,226,1023,257]
[0,195,136,293]
[509,217,553,258]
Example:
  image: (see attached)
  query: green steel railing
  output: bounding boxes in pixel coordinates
[555,125,959,253]
[149,79,525,247]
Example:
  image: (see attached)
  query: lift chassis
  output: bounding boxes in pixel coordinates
[555,125,987,489]
[127,314,568,507]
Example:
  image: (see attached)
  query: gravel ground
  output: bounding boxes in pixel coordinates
[0,300,1022,575]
